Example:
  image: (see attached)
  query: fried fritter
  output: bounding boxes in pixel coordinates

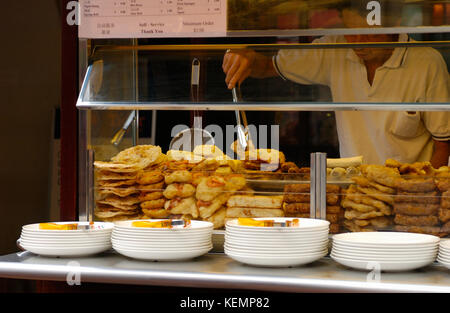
[163,183,196,199]
[394,214,440,227]
[393,202,439,216]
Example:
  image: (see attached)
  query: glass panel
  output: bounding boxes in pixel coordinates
[79,37,450,108]
[227,0,450,32]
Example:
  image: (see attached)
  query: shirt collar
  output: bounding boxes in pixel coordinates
[346,33,409,68]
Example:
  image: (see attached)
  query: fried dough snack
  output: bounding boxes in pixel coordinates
[395,177,436,193]
[165,170,193,184]
[164,197,199,218]
[393,202,439,216]
[342,198,391,216]
[198,193,231,219]
[356,186,395,205]
[394,225,447,237]
[136,170,164,185]
[344,209,385,220]
[351,176,396,194]
[360,164,400,188]
[163,183,196,199]
[394,214,440,227]
[205,207,227,229]
[140,198,166,210]
[394,190,440,204]
[196,176,226,202]
[97,186,139,197]
[439,208,450,223]
[138,191,164,202]
[141,208,170,219]
[442,191,450,209]
[344,185,392,213]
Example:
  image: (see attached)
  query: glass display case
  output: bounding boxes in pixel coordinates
[76,0,450,239]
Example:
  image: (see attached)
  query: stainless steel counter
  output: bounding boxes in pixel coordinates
[0,251,449,293]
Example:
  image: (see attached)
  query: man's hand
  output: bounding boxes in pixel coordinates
[431,140,450,168]
[222,49,276,89]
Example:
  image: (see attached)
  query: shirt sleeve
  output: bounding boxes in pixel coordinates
[273,36,335,86]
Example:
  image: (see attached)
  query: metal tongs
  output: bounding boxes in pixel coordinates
[169,58,214,151]
[232,86,252,155]
[111,111,136,146]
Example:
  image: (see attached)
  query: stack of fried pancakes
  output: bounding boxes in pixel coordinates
[342,164,396,232]
[94,145,163,221]
[282,183,342,233]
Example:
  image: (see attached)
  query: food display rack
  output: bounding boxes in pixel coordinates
[2,1,450,293]
[1,252,450,293]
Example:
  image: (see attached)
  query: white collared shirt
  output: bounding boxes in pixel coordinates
[274,34,450,164]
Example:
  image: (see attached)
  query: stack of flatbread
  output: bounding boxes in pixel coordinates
[282,183,342,233]
[342,164,396,232]
[94,145,163,222]
[436,166,450,234]
[225,195,284,224]
[388,160,446,237]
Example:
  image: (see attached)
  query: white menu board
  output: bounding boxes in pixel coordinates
[79,0,227,38]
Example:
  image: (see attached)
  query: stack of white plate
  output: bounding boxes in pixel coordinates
[112,219,213,261]
[331,232,439,272]
[18,222,114,257]
[225,218,330,267]
[437,239,450,269]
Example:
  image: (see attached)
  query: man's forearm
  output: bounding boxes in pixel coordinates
[430,140,450,168]
[251,53,278,78]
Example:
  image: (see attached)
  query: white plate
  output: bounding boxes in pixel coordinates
[331,255,435,272]
[225,245,328,256]
[19,236,110,244]
[111,239,211,249]
[225,238,329,248]
[226,219,329,233]
[439,240,450,250]
[111,236,211,245]
[225,249,327,267]
[22,222,114,233]
[437,251,450,259]
[111,230,211,239]
[332,232,440,246]
[225,228,329,237]
[19,239,111,247]
[114,219,213,231]
[331,251,437,262]
[331,246,438,256]
[20,243,111,257]
[113,246,211,261]
[437,258,450,269]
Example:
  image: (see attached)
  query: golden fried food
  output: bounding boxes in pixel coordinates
[191,159,220,172]
[393,203,439,216]
[385,158,402,168]
[344,220,375,232]
[141,208,170,219]
[193,145,225,159]
[204,207,227,229]
[352,216,392,228]
[394,190,440,204]
[285,213,310,218]
[394,225,447,237]
[227,195,283,209]
[344,186,392,213]
[165,170,193,184]
[164,197,199,218]
[282,202,310,214]
[96,195,140,206]
[95,202,139,212]
[436,179,450,193]
[138,181,165,192]
[439,207,450,223]
[138,191,164,202]
[351,176,396,194]
[140,198,166,210]
[395,177,436,193]
[442,190,450,209]
[98,213,141,222]
[344,209,385,220]
[441,220,450,233]
[360,164,401,188]
[227,160,245,173]
[329,224,340,234]
[94,160,147,173]
[97,186,139,197]
[226,207,284,218]
[394,214,440,227]
[163,183,196,199]
[166,150,203,163]
[327,206,342,214]
[191,172,209,186]
[342,198,391,216]
[111,145,162,165]
[224,174,246,192]
[399,161,435,176]
[96,170,138,181]
[198,193,231,219]
[97,179,136,187]
[215,166,232,175]
[196,176,226,202]
[356,186,395,205]
[136,170,164,185]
